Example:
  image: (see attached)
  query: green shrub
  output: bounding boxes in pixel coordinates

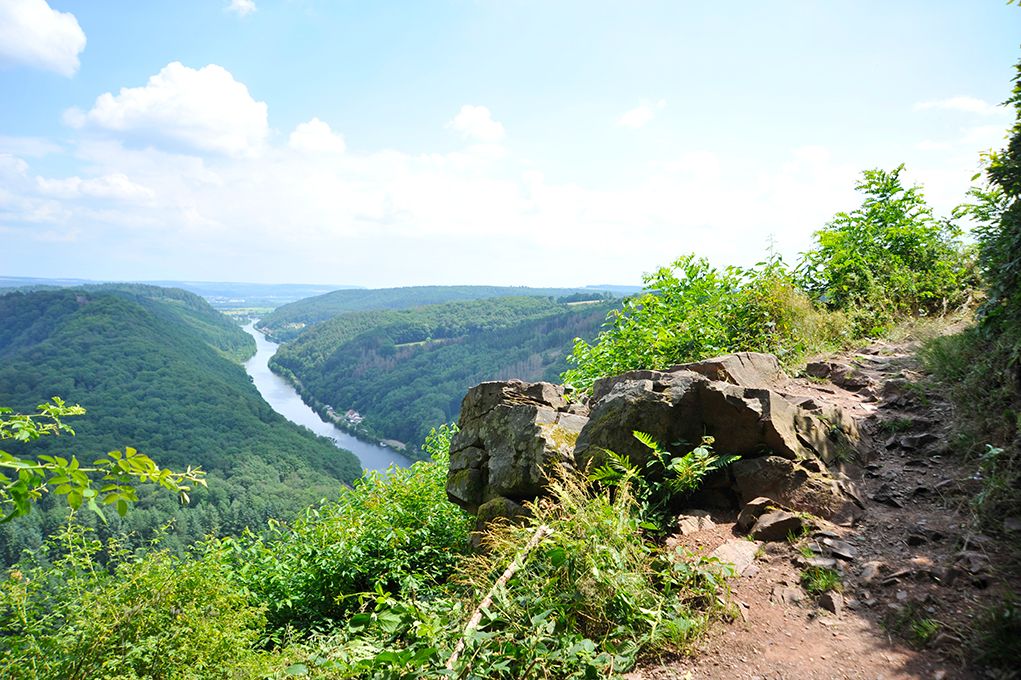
[799,165,973,335]
[590,432,740,533]
[265,469,734,679]
[0,523,274,680]
[454,470,733,677]
[972,597,1021,673]
[563,255,846,392]
[217,424,473,632]
[921,329,1021,527]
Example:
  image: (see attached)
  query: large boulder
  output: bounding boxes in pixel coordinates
[448,354,865,533]
[672,352,789,391]
[447,380,587,518]
[575,367,846,471]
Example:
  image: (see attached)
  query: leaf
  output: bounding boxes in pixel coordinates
[284,664,309,676]
[546,547,568,567]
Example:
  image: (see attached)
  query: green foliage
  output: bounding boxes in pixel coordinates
[563,255,846,392]
[217,424,472,632]
[910,618,940,646]
[0,429,735,679]
[635,432,740,498]
[0,289,361,564]
[444,471,731,677]
[0,523,277,680]
[799,165,972,335]
[590,432,739,533]
[0,398,205,523]
[800,566,842,595]
[972,597,1021,672]
[259,285,620,341]
[272,297,615,446]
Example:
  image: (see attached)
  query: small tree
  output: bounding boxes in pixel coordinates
[799,165,972,335]
[977,59,1021,353]
[0,398,205,522]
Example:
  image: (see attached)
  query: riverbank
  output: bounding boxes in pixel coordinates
[241,322,415,470]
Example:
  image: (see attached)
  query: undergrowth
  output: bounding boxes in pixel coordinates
[1,430,735,679]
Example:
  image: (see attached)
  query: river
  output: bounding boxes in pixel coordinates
[241,322,413,472]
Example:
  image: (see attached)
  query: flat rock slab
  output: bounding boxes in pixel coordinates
[677,509,716,535]
[750,510,805,541]
[709,538,761,575]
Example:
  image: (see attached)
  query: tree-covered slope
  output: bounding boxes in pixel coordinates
[258,285,614,341]
[271,297,617,446]
[0,288,361,562]
[89,283,257,361]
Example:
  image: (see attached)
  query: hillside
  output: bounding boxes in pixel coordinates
[0,287,361,562]
[271,297,617,446]
[258,285,615,341]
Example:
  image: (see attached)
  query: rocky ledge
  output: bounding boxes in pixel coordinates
[447,352,865,540]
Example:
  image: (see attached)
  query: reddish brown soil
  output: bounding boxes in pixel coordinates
[628,335,1020,680]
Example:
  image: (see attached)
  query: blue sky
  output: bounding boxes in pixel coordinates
[0,1,1018,287]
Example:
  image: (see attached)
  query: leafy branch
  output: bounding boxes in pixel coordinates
[0,397,206,522]
[589,431,739,532]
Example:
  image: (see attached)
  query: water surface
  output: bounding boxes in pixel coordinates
[242,322,413,472]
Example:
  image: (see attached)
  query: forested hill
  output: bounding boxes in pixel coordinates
[271,296,617,446]
[0,288,361,563]
[258,285,615,341]
[86,283,256,361]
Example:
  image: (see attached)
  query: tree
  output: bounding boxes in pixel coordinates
[799,165,971,335]
[0,398,205,522]
[977,58,1021,348]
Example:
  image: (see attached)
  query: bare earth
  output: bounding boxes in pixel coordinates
[629,332,1020,680]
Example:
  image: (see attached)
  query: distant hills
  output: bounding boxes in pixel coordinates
[0,278,641,314]
[257,285,621,341]
[0,277,356,310]
[0,285,361,563]
[270,296,618,446]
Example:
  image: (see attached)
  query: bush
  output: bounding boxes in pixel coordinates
[799,165,973,335]
[273,468,735,678]
[563,255,846,392]
[0,523,274,680]
[217,424,473,632]
[451,470,733,677]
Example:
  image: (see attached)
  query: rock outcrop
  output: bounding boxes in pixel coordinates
[447,352,864,534]
[447,381,588,539]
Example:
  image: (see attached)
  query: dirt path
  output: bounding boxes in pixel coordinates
[629,335,1019,680]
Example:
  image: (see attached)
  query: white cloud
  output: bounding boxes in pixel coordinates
[617,100,666,128]
[447,105,505,143]
[0,135,62,157]
[36,173,155,201]
[226,0,256,17]
[0,0,86,77]
[68,62,269,157]
[289,118,346,154]
[914,96,1005,116]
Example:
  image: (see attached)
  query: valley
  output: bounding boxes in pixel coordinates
[241,321,412,471]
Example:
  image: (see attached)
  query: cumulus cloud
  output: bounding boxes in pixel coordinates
[0,0,86,77]
[447,105,505,142]
[226,0,256,17]
[914,96,1005,116]
[66,62,269,157]
[289,118,346,154]
[617,100,666,128]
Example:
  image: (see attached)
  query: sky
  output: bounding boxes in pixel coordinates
[0,1,1018,288]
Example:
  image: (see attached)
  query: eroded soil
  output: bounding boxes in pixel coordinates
[629,334,1020,680]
